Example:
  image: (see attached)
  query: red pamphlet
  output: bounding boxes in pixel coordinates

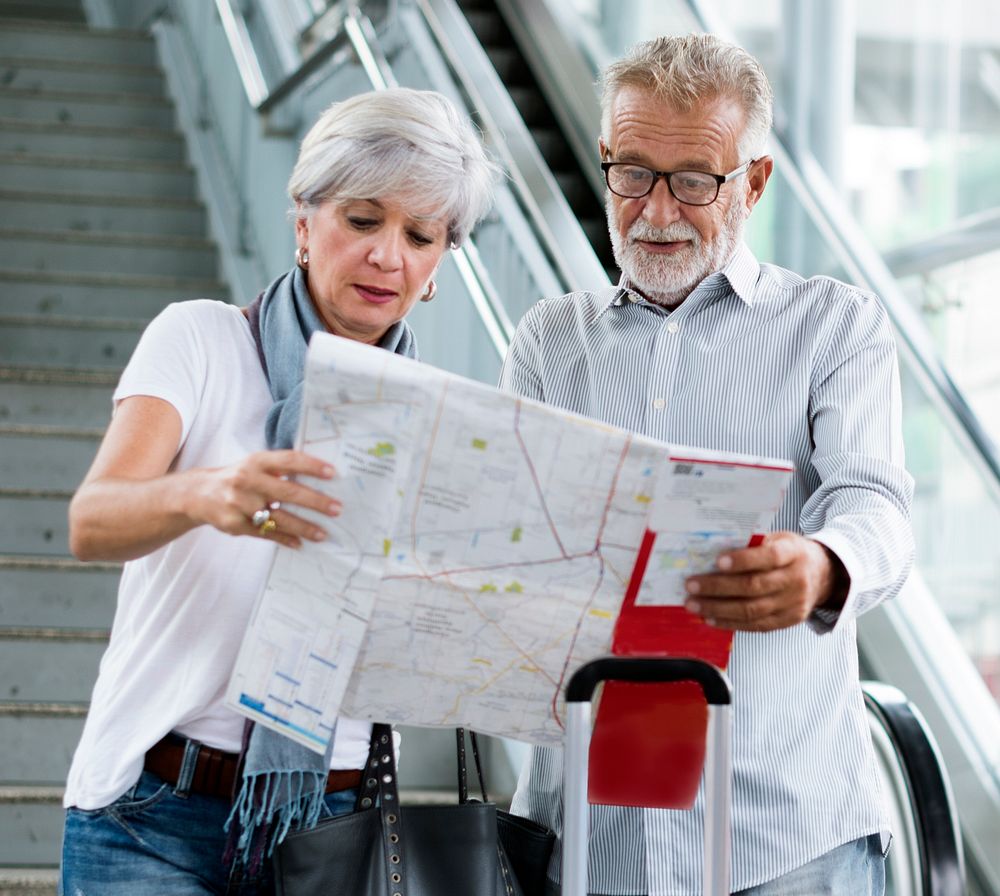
[587,529,764,808]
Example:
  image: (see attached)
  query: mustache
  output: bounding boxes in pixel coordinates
[627,220,701,244]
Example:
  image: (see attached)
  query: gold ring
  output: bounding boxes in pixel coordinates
[258,518,278,535]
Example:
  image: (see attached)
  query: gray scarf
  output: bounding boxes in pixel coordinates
[226,264,416,871]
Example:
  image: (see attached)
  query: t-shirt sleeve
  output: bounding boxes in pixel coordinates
[113,302,209,447]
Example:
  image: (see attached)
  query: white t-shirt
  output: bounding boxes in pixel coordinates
[64,300,372,810]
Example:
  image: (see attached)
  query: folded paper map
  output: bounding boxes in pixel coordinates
[226,333,792,753]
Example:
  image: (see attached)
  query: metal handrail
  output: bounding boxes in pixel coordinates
[415,0,610,294]
[214,0,268,107]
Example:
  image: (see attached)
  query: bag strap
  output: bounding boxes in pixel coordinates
[359,725,493,896]
[455,728,489,804]
[358,724,406,896]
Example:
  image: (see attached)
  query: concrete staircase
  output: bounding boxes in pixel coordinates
[0,0,228,890]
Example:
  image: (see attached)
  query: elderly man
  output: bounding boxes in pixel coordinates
[500,34,914,896]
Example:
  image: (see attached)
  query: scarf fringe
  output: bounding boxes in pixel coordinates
[224,769,327,874]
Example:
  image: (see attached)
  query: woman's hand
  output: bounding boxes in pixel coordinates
[187,449,340,550]
[69,395,340,562]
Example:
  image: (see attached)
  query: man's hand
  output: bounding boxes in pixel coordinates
[683,532,849,632]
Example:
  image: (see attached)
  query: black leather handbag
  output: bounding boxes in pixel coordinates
[273,725,554,896]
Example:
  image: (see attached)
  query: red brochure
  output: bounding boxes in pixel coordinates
[587,529,764,808]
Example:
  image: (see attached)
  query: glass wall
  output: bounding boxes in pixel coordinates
[707,0,1000,450]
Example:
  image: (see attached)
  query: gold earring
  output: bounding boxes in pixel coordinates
[296,247,309,269]
[420,280,437,302]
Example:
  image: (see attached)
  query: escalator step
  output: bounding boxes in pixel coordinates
[507,86,553,126]
[483,45,525,84]
[461,9,508,46]
[530,127,576,166]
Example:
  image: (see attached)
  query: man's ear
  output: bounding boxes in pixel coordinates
[598,136,609,161]
[745,156,774,212]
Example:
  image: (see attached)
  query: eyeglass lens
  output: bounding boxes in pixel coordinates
[606,164,720,205]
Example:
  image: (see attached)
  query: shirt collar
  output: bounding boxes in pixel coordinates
[600,241,761,315]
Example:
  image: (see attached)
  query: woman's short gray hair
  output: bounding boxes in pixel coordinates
[600,34,773,160]
[288,88,498,247]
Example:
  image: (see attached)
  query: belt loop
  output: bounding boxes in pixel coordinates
[174,737,201,799]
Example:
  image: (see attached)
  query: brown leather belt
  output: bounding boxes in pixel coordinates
[144,733,362,800]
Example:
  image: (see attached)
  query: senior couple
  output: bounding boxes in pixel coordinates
[62,32,911,896]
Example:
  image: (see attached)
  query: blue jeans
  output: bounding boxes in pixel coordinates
[545,833,885,895]
[60,770,357,895]
[734,834,885,895]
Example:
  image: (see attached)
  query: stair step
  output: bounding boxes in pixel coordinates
[0,866,57,896]
[0,228,217,279]
[0,270,228,319]
[0,556,119,630]
[0,314,142,370]
[0,783,64,866]
[0,87,174,129]
[0,428,101,492]
[0,377,112,429]
[0,187,204,239]
[0,636,105,703]
[0,0,85,22]
[0,153,196,198]
[0,55,164,95]
[0,118,184,163]
[0,702,85,783]
[0,495,72,555]
[0,21,157,68]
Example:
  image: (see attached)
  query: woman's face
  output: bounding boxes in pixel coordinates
[295,198,449,344]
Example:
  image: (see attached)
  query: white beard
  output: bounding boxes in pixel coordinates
[607,195,746,307]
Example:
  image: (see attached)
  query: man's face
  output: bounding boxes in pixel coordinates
[603,87,764,307]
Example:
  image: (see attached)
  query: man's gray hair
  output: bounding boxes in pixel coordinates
[600,33,774,160]
[288,88,497,247]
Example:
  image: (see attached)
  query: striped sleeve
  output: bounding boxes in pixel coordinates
[804,286,915,629]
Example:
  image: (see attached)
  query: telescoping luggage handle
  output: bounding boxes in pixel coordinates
[562,658,734,896]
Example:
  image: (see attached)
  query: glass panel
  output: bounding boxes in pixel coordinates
[706,0,1000,503]
[897,252,1000,449]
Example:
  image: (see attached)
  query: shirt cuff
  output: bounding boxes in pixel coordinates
[806,530,861,634]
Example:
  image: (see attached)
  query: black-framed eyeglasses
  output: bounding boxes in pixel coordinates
[601,159,755,206]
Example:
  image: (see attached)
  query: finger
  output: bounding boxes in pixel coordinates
[229,469,341,521]
[254,449,336,481]
[701,607,797,632]
[265,478,342,518]
[268,507,330,543]
[714,532,800,574]
[686,567,788,599]
[263,530,303,550]
[686,593,784,626]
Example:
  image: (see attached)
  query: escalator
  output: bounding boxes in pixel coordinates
[456,0,616,280]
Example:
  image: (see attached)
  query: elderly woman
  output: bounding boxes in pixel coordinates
[60,87,495,895]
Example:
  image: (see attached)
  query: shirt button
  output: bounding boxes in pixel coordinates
[629,294,641,303]
[666,321,680,334]
[652,397,666,411]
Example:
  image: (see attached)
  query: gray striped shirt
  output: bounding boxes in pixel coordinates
[499,242,914,894]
